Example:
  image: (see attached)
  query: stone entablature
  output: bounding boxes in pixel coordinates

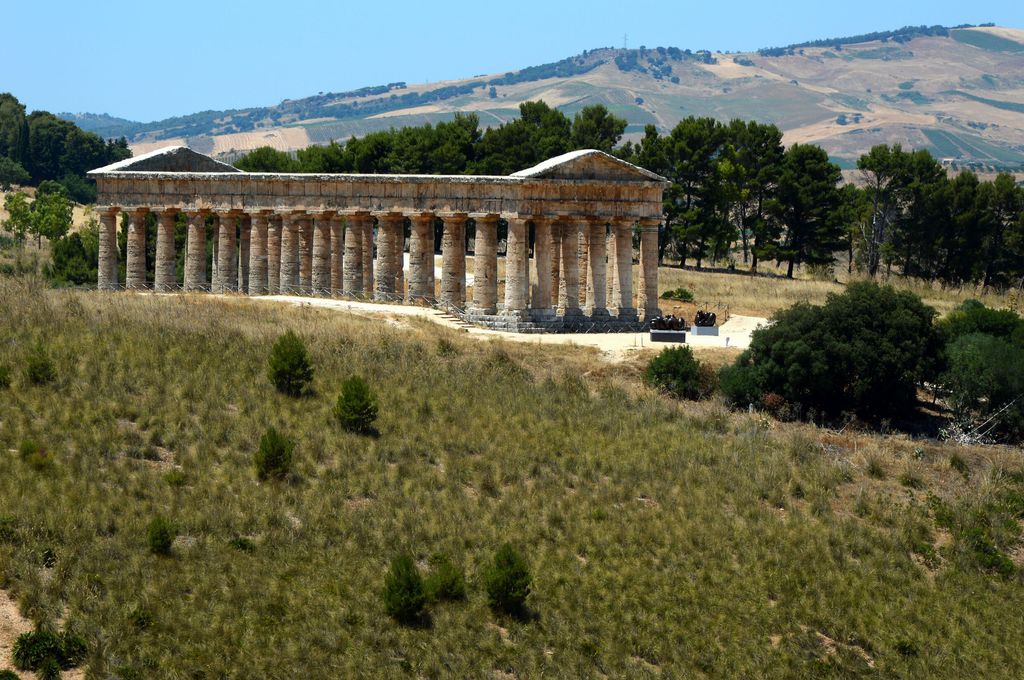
[89,146,667,331]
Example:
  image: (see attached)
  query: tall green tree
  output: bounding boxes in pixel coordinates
[857,144,911,278]
[0,93,29,164]
[570,105,627,152]
[1,192,32,245]
[728,119,784,271]
[767,144,842,278]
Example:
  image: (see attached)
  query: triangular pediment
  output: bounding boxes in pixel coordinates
[511,149,666,183]
[89,146,241,174]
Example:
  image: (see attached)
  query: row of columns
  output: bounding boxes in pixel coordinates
[96,209,661,319]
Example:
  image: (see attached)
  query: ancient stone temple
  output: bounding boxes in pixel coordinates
[89,146,666,332]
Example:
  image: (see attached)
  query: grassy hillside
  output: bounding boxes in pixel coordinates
[63,26,1024,171]
[1,278,1023,677]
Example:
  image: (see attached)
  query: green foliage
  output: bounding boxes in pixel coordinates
[936,300,1024,346]
[254,427,294,480]
[2,191,32,244]
[382,554,427,625]
[723,282,938,420]
[0,364,9,389]
[234,146,300,172]
[12,630,86,672]
[24,344,56,385]
[47,226,98,285]
[424,553,466,603]
[570,105,627,153]
[942,333,1024,441]
[0,155,29,190]
[268,330,314,397]
[483,544,532,616]
[333,376,379,434]
[645,346,711,400]
[660,286,694,302]
[18,439,54,472]
[146,516,175,556]
[0,670,19,679]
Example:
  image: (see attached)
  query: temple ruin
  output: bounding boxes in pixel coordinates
[89,146,667,331]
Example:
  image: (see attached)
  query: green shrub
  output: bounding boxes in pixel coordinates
[949,454,970,479]
[38,657,60,680]
[942,333,1024,441]
[382,554,427,625]
[0,364,10,389]
[146,516,175,556]
[333,376,379,434]
[25,344,56,385]
[936,301,1024,346]
[483,543,532,616]
[228,536,256,553]
[18,439,54,472]
[0,670,21,679]
[644,346,709,400]
[720,282,938,421]
[425,553,466,603]
[660,286,694,302]
[12,630,86,672]
[254,427,294,480]
[267,330,314,397]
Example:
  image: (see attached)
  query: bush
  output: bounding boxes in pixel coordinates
[0,365,10,389]
[146,516,175,556]
[25,344,56,385]
[267,331,313,397]
[720,282,938,421]
[936,300,1024,347]
[18,439,54,472]
[0,670,20,679]
[425,553,466,603]
[382,554,427,625]
[660,286,694,302]
[942,333,1024,441]
[38,657,61,680]
[254,427,294,480]
[483,543,532,616]
[12,630,86,672]
[645,346,710,400]
[334,376,379,434]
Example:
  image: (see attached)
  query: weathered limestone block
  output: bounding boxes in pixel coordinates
[312,214,331,294]
[280,214,300,293]
[267,216,282,294]
[638,222,660,320]
[184,212,207,291]
[343,213,368,296]
[361,217,374,294]
[330,215,344,295]
[532,217,553,314]
[408,213,435,302]
[441,214,467,308]
[577,225,589,306]
[585,220,608,317]
[216,213,238,293]
[97,209,119,290]
[614,220,636,318]
[503,217,528,316]
[550,221,561,308]
[375,213,402,300]
[155,210,177,292]
[126,209,148,290]
[239,216,251,294]
[298,217,313,294]
[249,213,269,295]
[470,215,498,314]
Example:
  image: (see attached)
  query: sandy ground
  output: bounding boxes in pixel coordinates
[0,589,84,679]
[249,294,767,361]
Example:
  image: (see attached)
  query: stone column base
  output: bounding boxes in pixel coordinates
[530,308,557,321]
[613,307,639,322]
[468,305,497,316]
[585,307,611,319]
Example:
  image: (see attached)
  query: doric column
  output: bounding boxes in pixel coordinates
[248,213,269,295]
[470,214,498,314]
[216,213,238,293]
[577,225,589,307]
[375,212,403,301]
[440,214,467,308]
[638,221,661,320]
[97,208,119,290]
[280,213,300,294]
[503,217,529,317]
[298,217,313,294]
[557,220,581,316]
[154,210,177,292]
[125,208,148,291]
[211,226,219,288]
[267,215,282,294]
[531,217,554,316]
[408,213,435,302]
[585,219,608,317]
[312,213,332,295]
[238,216,251,294]
[607,227,617,305]
[343,213,367,296]
[330,215,344,296]
[395,220,405,297]
[361,217,374,294]
[184,212,206,291]
[613,220,637,319]
[550,221,561,308]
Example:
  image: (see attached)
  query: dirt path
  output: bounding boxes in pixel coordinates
[244,295,767,362]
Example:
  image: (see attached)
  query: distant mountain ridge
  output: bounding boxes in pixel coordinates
[61,24,1024,170]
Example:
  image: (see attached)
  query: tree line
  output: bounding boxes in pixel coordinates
[237,102,1024,289]
[0,93,131,202]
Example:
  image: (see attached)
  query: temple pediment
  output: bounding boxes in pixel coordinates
[91,146,242,174]
[511,149,667,183]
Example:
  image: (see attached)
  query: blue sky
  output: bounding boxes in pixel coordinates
[3,0,1022,122]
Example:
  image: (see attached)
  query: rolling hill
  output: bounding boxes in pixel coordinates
[62,25,1024,171]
